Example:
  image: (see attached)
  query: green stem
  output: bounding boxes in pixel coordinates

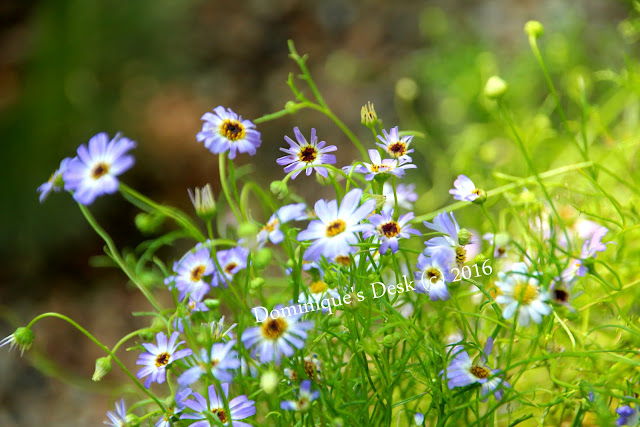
[78,204,163,313]
[219,153,242,221]
[26,312,166,411]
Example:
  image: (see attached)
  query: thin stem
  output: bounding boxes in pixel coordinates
[219,153,242,221]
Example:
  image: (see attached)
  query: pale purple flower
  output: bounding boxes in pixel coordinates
[178,340,240,386]
[37,157,72,203]
[343,149,416,181]
[104,399,127,427]
[364,210,421,254]
[617,403,639,426]
[196,106,261,159]
[382,182,418,212]
[281,380,319,411]
[376,126,414,161]
[214,246,249,287]
[136,332,192,388]
[63,133,136,205]
[562,226,610,282]
[414,249,455,301]
[155,388,192,427]
[172,247,214,301]
[443,338,509,400]
[242,305,313,365]
[449,174,482,202]
[180,383,256,427]
[297,188,375,261]
[258,203,307,246]
[277,127,337,179]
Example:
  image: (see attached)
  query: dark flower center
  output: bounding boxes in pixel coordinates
[455,246,467,268]
[261,318,287,340]
[553,288,569,303]
[191,265,205,282]
[212,409,228,423]
[470,365,490,379]
[325,219,346,237]
[91,162,110,179]
[224,262,238,274]
[388,142,406,156]
[220,119,245,141]
[426,268,441,282]
[304,360,316,380]
[155,352,170,367]
[335,255,351,266]
[496,246,506,256]
[299,146,318,163]
[380,221,400,238]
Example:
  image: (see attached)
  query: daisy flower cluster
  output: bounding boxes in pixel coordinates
[5,33,634,426]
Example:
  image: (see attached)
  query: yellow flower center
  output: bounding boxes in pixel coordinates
[325,219,346,237]
[212,409,227,423]
[220,119,245,141]
[191,265,205,282]
[371,163,391,173]
[470,365,490,379]
[513,282,538,305]
[262,219,278,233]
[155,352,170,367]
[224,262,238,274]
[310,280,328,294]
[335,255,351,266]
[379,221,400,238]
[426,268,442,282]
[299,146,318,163]
[261,318,287,340]
[91,162,110,179]
[387,141,407,157]
[455,246,467,268]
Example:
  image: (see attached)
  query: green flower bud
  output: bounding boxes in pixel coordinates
[139,330,155,342]
[484,76,508,100]
[525,20,544,39]
[360,101,379,128]
[92,356,112,381]
[204,298,220,309]
[360,337,380,356]
[327,316,342,327]
[260,370,280,394]
[3,327,35,356]
[285,101,302,113]
[134,212,165,234]
[253,248,272,269]
[238,222,260,239]
[322,269,338,286]
[458,228,473,246]
[363,193,387,212]
[124,414,141,427]
[382,334,397,349]
[188,184,216,220]
[270,180,289,199]
[150,316,165,332]
[250,278,265,290]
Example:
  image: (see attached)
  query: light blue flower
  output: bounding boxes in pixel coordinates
[281,380,319,411]
[180,384,256,427]
[178,340,239,386]
[364,209,421,254]
[277,127,337,179]
[37,157,72,203]
[197,106,261,159]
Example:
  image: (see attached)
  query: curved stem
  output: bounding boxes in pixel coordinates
[26,312,166,411]
[219,153,243,221]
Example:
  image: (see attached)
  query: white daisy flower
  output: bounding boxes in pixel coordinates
[495,263,551,326]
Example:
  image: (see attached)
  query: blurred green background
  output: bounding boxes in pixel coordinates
[0,0,636,425]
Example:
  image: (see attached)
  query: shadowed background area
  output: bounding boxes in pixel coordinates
[0,0,635,424]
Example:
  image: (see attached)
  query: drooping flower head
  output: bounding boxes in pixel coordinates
[258,203,307,247]
[495,263,551,327]
[197,106,261,159]
[242,305,313,365]
[562,225,610,284]
[37,157,72,203]
[178,340,240,386]
[443,338,510,400]
[172,247,214,301]
[280,380,320,411]
[450,174,484,202]
[104,399,127,427]
[414,249,455,301]
[382,182,418,212]
[63,133,136,205]
[376,126,414,160]
[297,189,375,261]
[344,149,416,181]
[180,383,256,427]
[136,332,192,388]
[214,246,249,287]
[364,210,421,254]
[277,127,337,179]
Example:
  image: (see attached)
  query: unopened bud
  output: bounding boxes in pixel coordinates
[124,414,140,427]
[260,370,280,393]
[238,222,259,239]
[92,356,112,381]
[360,337,380,356]
[382,334,397,349]
[270,180,289,199]
[188,184,216,221]
[458,229,473,246]
[134,212,165,234]
[360,101,379,128]
[253,248,272,269]
[285,101,302,113]
[204,298,220,309]
[484,76,508,100]
[250,278,265,290]
[0,327,35,356]
[525,20,544,39]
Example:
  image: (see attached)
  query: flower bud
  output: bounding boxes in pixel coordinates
[260,370,279,393]
[238,222,259,240]
[188,184,216,221]
[360,337,380,356]
[150,316,166,332]
[525,20,544,39]
[382,334,397,349]
[124,414,141,427]
[458,228,473,246]
[363,193,386,212]
[322,269,338,286]
[139,330,155,342]
[270,180,289,199]
[253,248,272,269]
[134,212,165,234]
[204,298,220,309]
[327,316,342,327]
[92,356,112,381]
[360,101,379,128]
[0,327,35,356]
[484,76,508,100]
[285,101,302,113]
[250,278,265,290]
